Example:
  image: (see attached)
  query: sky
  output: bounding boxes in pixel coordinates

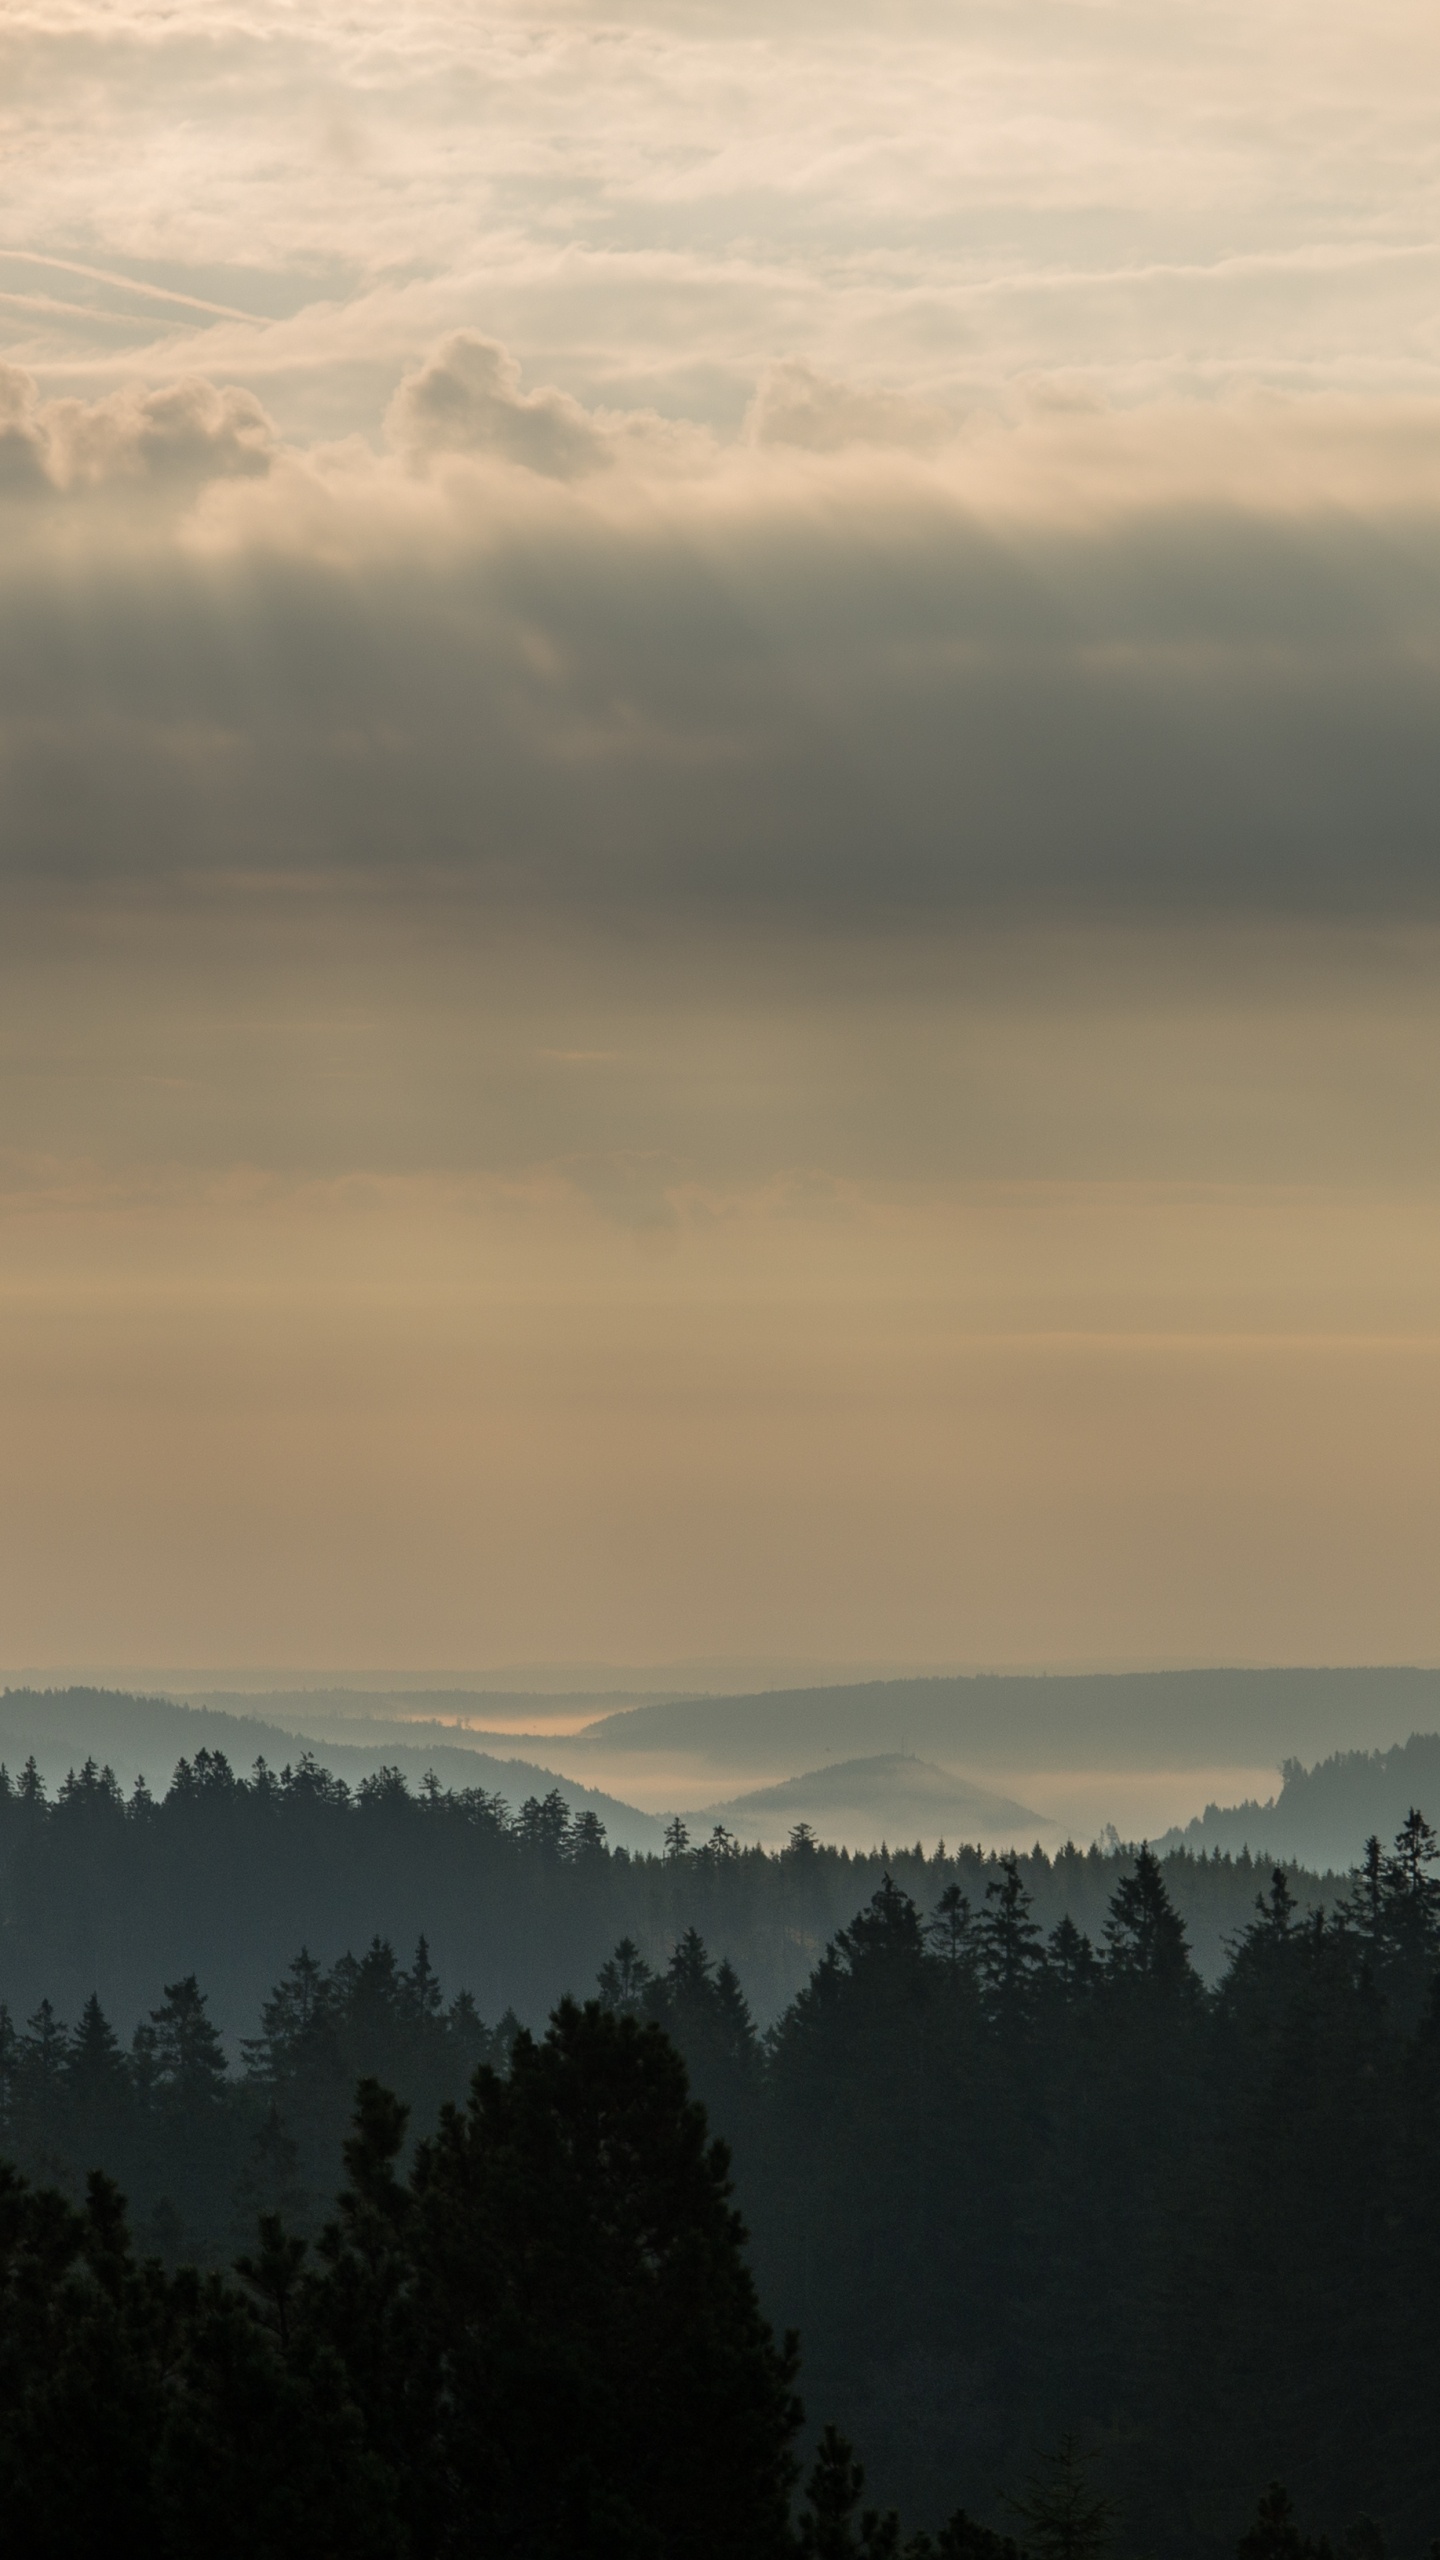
[4,0,1440,1675]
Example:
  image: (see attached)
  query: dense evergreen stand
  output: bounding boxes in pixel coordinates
[0,1769,1437,2556]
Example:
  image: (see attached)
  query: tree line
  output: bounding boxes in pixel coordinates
[0,1803,1437,2555]
[0,1742,1339,2034]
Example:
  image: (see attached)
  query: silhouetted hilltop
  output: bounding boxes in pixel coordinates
[1163,1731,1440,1869]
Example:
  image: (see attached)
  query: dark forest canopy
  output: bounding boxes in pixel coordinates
[0,2003,806,2560]
[2,1801,1439,2558]
[0,1742,1344,2035]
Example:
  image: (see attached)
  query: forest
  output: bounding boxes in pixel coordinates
[0,1742,1341,2028]
[0,1753,1436,2560]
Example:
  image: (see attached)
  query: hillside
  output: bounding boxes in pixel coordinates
[578,1667,1440,1776]
[685,1753,1054,1850]
[0,1689,663,1853]
[1163,1731,1440,1871]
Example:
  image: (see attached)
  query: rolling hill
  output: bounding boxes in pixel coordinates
[683,1752,1054,1851]
[0,1689,664,1852]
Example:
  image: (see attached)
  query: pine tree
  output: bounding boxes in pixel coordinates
[712,1957,758,2054]
[357,1998,803,2558]
[799,2424,868,2557]
[1008,2437,1115,2560]
[975,1856,1043,2020]
[1103,1847,1199,1998]
[927,1882,976,1970]
[648,1930,761,2134]
[1253,1867,1298,1940]
[568,1808,609,1860]
[834,1872,928,1970]
[12,1999,70,2174]
[1380,1809,1440,1962]
[514,1789,572,1856]
[66,1993,132,2178]
[402,1936,443,2021]
[1338,1837,1386,1945]
[597,1936,655,2014]
[1237,2484,1330,2560]
[1043,1915,1097,1999]
[150,1976,229,2110]
[799,2425,903,2557]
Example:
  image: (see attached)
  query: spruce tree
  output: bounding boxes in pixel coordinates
[975,1857,1043,2021]
[1103,1847,1200,1999]
[333,1997,805,2559]
[1008,2437,1116,2560]
[596,1935,655,2014]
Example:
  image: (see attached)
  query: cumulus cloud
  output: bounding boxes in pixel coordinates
[48,377,279,490]
[0,368,278,497]
[387,334,612,479]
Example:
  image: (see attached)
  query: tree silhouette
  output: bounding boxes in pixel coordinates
[1008,2437,1116,2560]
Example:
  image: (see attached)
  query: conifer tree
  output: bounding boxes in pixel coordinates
[976,1857,1044,2021]
[927,1882,976,1971]
[797,2425,904,2557]
[1339,1837,1386,1944]
[1008,2437,1116,2560]
[1102,1847,1199,1998]
[1237,2484,1331,2560]
[65,1994,131,2176]
[361,1997,803,2558]
[1043,1915,1097,1999]
[597,1935,655,2014]
[151,1976,229,2107]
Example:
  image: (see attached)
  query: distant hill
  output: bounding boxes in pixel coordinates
[0,1690,665,1853]
[683,1753,1054,1851]
[575,1666,1440,1776]
[1161,1731,1440,1872]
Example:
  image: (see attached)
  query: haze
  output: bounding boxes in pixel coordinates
[4,0,1440,1679]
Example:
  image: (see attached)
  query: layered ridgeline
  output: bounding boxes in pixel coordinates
[1,1820,1438,2558]
[563,1665,1440,1775]
[14,1669,1440,1864]
[0,1687,662,1850]
[231,1664,1440,1854]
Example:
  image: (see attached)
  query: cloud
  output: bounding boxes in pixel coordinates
[747,359,952,454]
[7,0,1440,1675]
[387,334,612,479]
[0,369,50,492]
[3,384,1440,926]
[0,367,278,497]
[48,377,279,490]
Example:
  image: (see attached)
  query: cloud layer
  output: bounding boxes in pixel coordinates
[2,0,1439,926]
[1,368,1439,923]
[5,0,1440,1670]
